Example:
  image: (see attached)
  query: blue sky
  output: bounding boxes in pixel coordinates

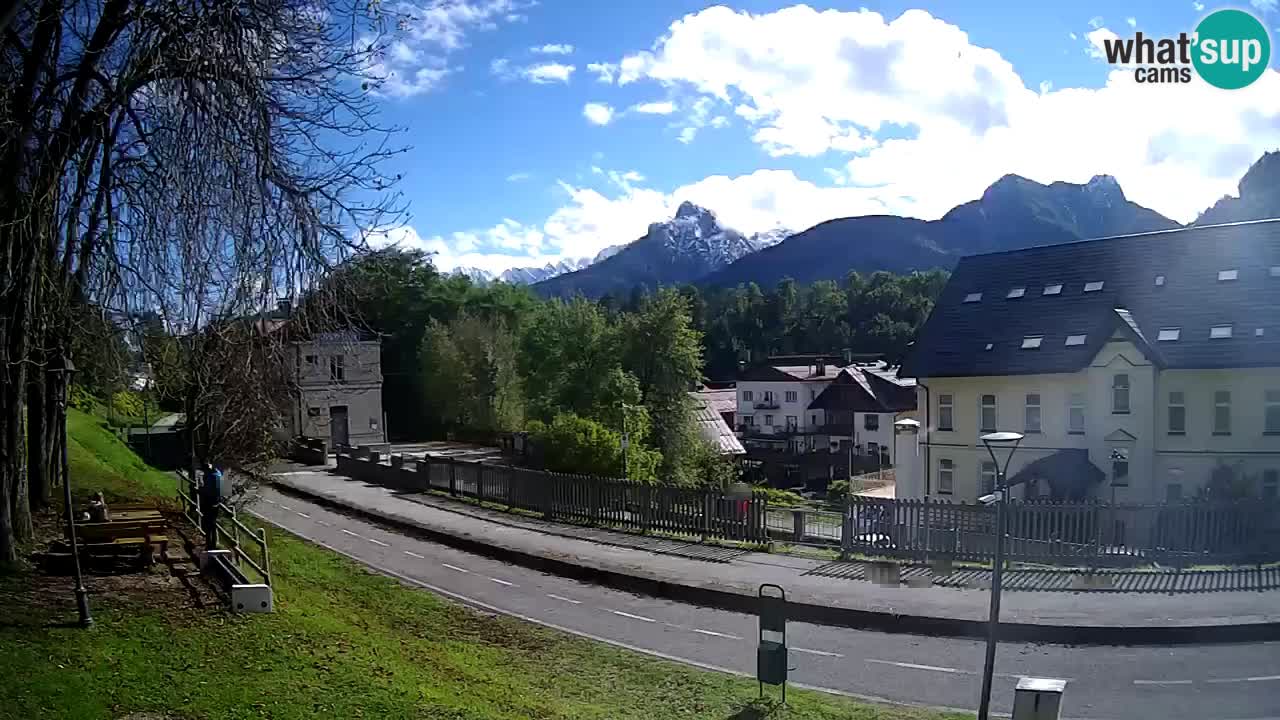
[363,0,1280,273]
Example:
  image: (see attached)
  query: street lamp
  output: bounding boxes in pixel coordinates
[50,354,92,627]
[976,430,1023,720]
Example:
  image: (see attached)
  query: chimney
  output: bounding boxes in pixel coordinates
[815,358,826,377]
[843,348,852,365]
[277,299,292,318]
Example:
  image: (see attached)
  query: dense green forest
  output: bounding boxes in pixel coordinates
[317,249,947,483]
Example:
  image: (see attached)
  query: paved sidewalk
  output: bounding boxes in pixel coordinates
[271,470,1280,643]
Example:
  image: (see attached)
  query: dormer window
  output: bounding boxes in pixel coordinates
[1021,336,1043,349]
[1271,266,1280,278]
[1065,334,1086,346]
[1042,284,1063,296]
[1157,328,1180,342]
[1218,269,1238,281]
[1210,324,1233,339]
[1006,287,1026,299]
[964,292,982,303]
[1083,281,1104,292]
[1258,328,1266,337]
[1155,275,1165,287]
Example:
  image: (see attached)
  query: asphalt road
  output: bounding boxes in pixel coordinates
[250,486,1280,720]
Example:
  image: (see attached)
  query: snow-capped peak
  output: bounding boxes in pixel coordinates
[644,202,757,270]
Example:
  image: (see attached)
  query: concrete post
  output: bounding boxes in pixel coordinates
[1011,678,1066,720]
[792,510,806,542]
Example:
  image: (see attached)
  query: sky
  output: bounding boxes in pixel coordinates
[362,0,1280,274]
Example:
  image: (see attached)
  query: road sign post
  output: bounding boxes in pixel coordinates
[757,583,788,703]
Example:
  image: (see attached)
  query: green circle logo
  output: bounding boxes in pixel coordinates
[1193,9,1271,89]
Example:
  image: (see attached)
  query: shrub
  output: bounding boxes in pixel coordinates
[755,486,805,507]
[528,413,661,483]
[827,479,852,504]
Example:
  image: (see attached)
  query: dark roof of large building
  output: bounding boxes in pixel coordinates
[900,219,1280,378]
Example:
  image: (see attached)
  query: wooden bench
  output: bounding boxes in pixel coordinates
[76,518,170,564]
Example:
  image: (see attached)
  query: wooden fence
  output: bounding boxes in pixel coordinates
[772,496,1280,567]
[334,449,770,544]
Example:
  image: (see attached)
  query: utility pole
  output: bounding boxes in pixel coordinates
[621,402,629,481]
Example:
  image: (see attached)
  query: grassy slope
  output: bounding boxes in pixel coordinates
[0,412,963,720]
[65,407,179,502]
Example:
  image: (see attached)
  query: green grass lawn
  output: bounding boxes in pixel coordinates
[0,411,965,720]
[66,407,181,502]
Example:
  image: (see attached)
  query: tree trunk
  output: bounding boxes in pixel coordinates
[27,346,49,512]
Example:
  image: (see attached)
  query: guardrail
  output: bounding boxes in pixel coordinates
[332,447,771,545]
[178,472,271,586]
[767,496,1280,568]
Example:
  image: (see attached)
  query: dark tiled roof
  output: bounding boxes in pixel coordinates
[807,367,917,412]
[901,220,1280,377]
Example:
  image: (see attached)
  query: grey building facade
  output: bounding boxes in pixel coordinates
[284,333,385,448]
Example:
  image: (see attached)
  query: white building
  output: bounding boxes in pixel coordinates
[896,220,1280,505]
[735,355,915,465]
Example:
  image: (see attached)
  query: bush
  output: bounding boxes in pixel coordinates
[827,479,851,504]
[755,486,805,507]
[528,412,661,482]
[111,390,145,420]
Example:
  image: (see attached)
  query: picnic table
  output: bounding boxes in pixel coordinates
[74,502,170,564]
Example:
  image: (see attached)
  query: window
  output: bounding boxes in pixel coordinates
[1042,283,1063,295]
[763,391,774,403]
[937,459,954,495]
[1068,392,1086,434]
[810,388,816,400]
[867,441,879,456]
[1258,328,1267,337]
[329,355,345,381]
[938,394,954,431]
[1065,334,1086,346]
[1166,483,1183,502]
[1021,335,1043,349]
[1218,269,1238,281]
[370,418,379,431]
[305,354,318,365]
[1168,391,1186,435]
[741,415,754,426]
[785,416,798,431]
[1112,374,1130,414]
[1267,390,1280,434]
[980,461,997,495]
[764,414,774,427]
[1155,274,1165,287]
[1272,266,1280,278]
[979,394,997,433]
[984,343,994,351]
[1111,449,1129,487]
[1157,328,1180,342]
[1007,287,1026,298]
[307,407,321,417]
[785,390,797,403]
[1024,393,1042,433]
[963,292,983,303]
[1213,391,1231,435]
[864,414,880,431]
[742,390,754,402]
[1264,470,1279,499]
[1084,281,1105,292]
[1210,324,1233,339]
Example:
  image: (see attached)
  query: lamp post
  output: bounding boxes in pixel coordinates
[976,430,1023,720]
[50,354,92,627]
[620,402,630,481]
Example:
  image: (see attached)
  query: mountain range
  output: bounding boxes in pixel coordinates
[524,152,1278,298]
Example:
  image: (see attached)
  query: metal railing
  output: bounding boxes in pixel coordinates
[335,450,771,545]
[767,496,1280,568]
[178,472,271,586]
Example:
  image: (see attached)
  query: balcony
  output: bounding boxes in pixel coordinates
[811,424,856,437]
[738,425,798,438]
[754,401,780,410]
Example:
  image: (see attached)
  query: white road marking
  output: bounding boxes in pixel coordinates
[295,512,310,518]
[315,520,331,527]
[1134,679,1193,686]
[262,498,277,505]
[441,563,469,573]
[546,594,582,604]
[403,550,425,559]
[611,610,657,623]
[691,628,743,640]
[867,658,964,674]
[279,505,293,511]
[341,529,362,538]
[489,577,516,587]
[791,647,844,658]
[1206,675,1280,684]
[366,537,389,547]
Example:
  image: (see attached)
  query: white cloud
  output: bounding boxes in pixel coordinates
[1126,17,1137,28]
[631,101,676,114]
[604,5,1280,222]
[582,102,615,125]
[1192,1,1205,10]
[521,62,575,83]
[586,62,617,83]
[531,43,574,55]
[365,0,521,98]
[506,172,531,182]
[1088,16,1105,29]
[1253,0,1277,13]
[1086,27,1121,60]
[1068,32,1078,40]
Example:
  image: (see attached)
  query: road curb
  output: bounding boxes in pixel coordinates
[270,481,1280,646]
